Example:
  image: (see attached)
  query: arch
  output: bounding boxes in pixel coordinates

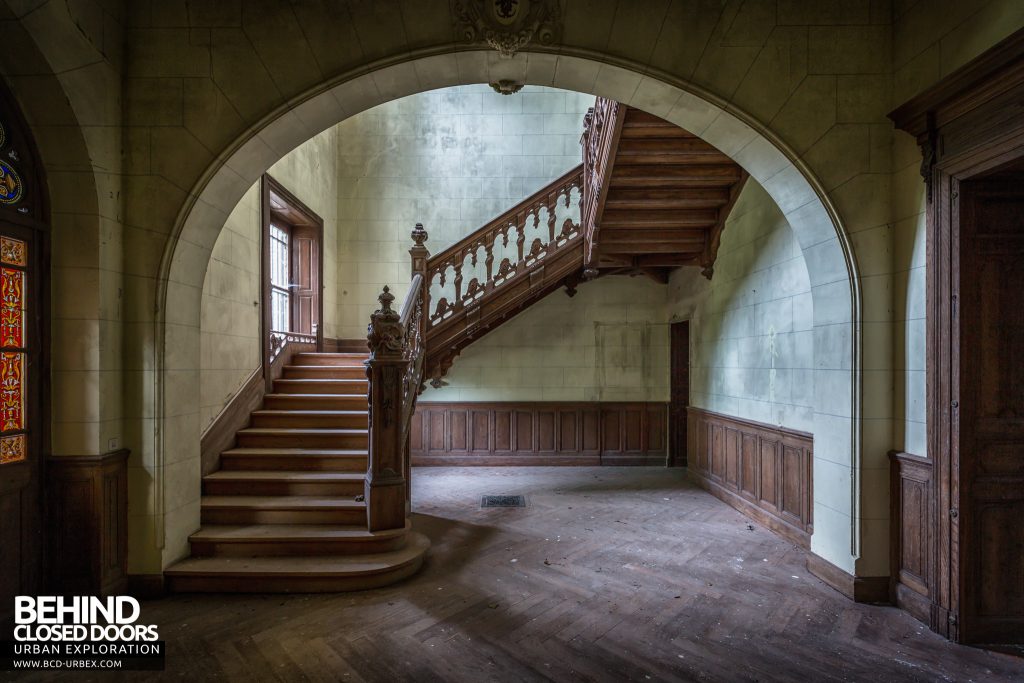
[157,50,862,574]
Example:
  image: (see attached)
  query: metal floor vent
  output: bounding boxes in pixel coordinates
[481,495,526,508]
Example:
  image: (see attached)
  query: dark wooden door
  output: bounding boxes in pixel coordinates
[669,321,689,466]
[0,224,43,628]
[290,225,319,337]
[958,172,1024,644]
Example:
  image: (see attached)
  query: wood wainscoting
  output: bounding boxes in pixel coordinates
[890,451,933,623]
[687,407,813,549]
[411,402,667,466]
[45,450,129,596]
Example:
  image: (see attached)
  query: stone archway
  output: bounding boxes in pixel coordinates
[155,50,862,579]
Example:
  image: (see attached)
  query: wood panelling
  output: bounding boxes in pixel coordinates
[687,407,812,549]
[890,451,933,623]
[45,450,129,596]
[411,402,667,466]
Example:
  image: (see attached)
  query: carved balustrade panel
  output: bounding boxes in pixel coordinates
[580,97,623,268]
[425,166,582,328]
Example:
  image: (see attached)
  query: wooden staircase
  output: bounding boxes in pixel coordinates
[166,352,430,593]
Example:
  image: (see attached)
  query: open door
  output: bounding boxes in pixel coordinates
[669,321,689,466]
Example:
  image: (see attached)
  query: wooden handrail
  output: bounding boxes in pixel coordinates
[424,165,584,331]
[580,97,625,274]
[364,228,429,532]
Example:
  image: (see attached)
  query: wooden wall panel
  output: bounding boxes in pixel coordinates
[890,451,933,624]
[412,402,668,466]
[687,407,813,549]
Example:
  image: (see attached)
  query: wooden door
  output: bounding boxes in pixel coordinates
[958,172,1024,644]
[290,225,319,337]
[669,321,689,466]
[0,225,43,627]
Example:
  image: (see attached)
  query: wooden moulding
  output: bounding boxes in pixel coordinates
[806,553,890,605]
[45,449,130,596]
[686,407,813,549]
[411,401,668,466]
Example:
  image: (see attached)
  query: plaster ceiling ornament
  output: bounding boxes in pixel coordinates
[452,0,562,58]
[489,79,525,95]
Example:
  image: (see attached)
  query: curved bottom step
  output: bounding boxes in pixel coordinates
[165,532,429,593]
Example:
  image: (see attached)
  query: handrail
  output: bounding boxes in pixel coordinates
[424,164,584,330]
[364,228,429,532]
[580,97,624,274]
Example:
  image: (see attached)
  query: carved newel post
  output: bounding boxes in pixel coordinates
[365,286,409,532]
[407,224,430,503]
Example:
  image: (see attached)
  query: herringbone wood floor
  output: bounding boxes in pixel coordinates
[18,467,1024,682]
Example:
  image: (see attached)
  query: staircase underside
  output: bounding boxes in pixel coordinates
[593,108,748,282]
[166,352,429,593]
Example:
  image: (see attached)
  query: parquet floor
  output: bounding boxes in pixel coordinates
[19,467,1024,682]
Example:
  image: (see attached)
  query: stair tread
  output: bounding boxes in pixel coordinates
[201,496,366,509]
[204,471,364,482]
[264,393,366,399]
[190,522,408,541]
[222,448,367,456]
[238,428,368,434]
[275,378,365,383]
[251,410,367,416]
[166,533,429,577]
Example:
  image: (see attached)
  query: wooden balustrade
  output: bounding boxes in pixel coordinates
[425,165,583,328]
[580,97,624,274]
[364,227,429,531]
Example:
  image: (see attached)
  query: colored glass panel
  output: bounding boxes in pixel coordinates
[1,267,22,348]
[0,160,22,205]
[0,236,25,266]
[0,351,23,431]
[0,433,23,464]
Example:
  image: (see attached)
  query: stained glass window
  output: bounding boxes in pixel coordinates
[0,235,26,464]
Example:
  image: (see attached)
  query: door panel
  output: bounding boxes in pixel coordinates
[291,227,319,336]
[960,176,1024,643]
[669,321,689,465]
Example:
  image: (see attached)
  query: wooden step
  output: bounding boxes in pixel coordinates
[282,365,366,380]
[202,471,365,497]
[220,448,367,472]
[262,393,367,411]
[188,521,411,557]
[165,532,430,593]
[273,378,368,395]
[236,428,368,449]
[200,495,366,525]
[292,352,368,367]
[250,410,368,429]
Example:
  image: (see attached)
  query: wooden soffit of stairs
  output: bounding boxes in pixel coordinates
[586,105,748,283]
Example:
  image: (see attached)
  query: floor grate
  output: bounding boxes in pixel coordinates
[481,495,526,508]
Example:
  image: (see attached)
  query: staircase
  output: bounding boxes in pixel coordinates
[165,351,430,592]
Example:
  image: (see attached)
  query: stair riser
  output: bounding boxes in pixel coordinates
[250,414,368,429]
[189,536,406,557]
[236,433,368,449]
[283,367,366,380]
[202,480,364,497]
[220,455,367,472]
[292,355,367,367]
[166,558,423,593]
[262,396,366,411]
[201,508,366,525]
[273,381,368,395]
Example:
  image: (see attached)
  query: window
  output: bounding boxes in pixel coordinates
[269,223,290,332]
[0,235,26,464]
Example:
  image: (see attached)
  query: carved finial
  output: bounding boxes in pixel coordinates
[411,223,428,246]
[489,80,524,95]
[368,285,403,356]
[582,267,600,281]
[378,285,396,312]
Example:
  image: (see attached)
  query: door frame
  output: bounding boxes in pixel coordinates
[890,27,1024,642]
[669,320,690,467]
[260,174,324,384]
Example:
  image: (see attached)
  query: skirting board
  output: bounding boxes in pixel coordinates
[806,553,890,604]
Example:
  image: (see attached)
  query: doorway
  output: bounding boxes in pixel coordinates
[957,164,1024,644]
[260,174,324,376]
[669,320,689,466]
